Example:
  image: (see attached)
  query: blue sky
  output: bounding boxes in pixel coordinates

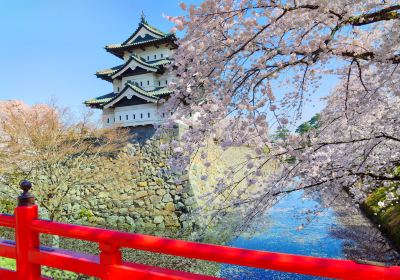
[0,0,201,114]
[0,0,334,125]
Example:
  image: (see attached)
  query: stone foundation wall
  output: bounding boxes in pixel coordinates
[66,126,197,232]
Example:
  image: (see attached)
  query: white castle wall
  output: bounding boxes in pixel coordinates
[103,103,171,127]
[113,79,122,93]
[124,45,173,62]
[113,71,170,93]
[122,73,160,91]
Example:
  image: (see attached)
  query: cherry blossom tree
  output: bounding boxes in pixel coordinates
[163,0,400,230]
[0,101,136,221]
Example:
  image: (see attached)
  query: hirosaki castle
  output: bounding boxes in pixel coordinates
[85,15,177,127]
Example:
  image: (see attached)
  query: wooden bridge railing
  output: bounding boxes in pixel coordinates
[0,180,399,279]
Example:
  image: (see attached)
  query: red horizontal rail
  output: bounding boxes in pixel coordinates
[27,245,222,279]
[0,214,15,228]
[111,262,222,280]
[29,246,100,277]
[0,268,50,280]
[27,246,222,280]
[2,181,400,280]
[30,218,400,280]
[0,268,17,280]
[0,239,16,259]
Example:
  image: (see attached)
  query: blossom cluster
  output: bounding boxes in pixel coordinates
[162,0,400,228]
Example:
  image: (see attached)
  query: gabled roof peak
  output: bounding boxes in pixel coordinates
[121,16,167,46]
[95,56,172,82]
[104,14,177,59]
[84,84,173,109]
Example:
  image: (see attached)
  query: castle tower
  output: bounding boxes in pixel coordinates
[85,15,177,127]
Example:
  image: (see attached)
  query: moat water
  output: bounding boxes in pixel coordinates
[219,191,399,279]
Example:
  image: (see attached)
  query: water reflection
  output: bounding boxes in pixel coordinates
[221,191,398,279]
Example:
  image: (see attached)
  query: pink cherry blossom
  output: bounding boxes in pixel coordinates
[163,0,400,229]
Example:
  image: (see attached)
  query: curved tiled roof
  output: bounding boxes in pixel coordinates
[126,82,173,97]
[105,34,177,58]
[84,83,172,109]
[84,92,116,108]
[96,56,172,82]
[102,83,173,108]
[95,64,124,82]
[122,20,167,45]
[125,54,159,69]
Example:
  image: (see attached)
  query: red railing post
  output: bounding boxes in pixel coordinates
[15,180,41,280]
[99,243,122,279]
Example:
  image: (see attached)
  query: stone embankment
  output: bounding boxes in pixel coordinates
[66,126,197,231]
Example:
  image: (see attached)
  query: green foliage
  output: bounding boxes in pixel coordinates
[0,197,15,215]
[296,114,320,135]
[273,127,289,140]
[42,267,88,280]
[285,156,296,164]
[362,186,400,250]
[78,208,94,219]
[263,146,271,154]
[0,257,15,270]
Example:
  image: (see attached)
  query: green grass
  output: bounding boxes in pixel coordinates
[0,257,16,270]
[362,187,400,250]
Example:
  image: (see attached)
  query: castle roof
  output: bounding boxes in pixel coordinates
[96,55,172,82]
[105,17,177,59]
[84,92,115,108]
[84,83,172,109]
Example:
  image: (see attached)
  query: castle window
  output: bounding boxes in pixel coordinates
[113,117,115,122]
[140,113,143,119]
[148,112,150,118]
[107,118,110,123]
[161,53,164,58]
[140,81,143,86]
[158,81,161,86]
[126,115,128,120]
[162,112,165,118]
[147,55,150,60]
[119,116,122,121]
[165,80,168,85]
[154,54,156,59]
[133,114,136,119]
[117,87,119,92]
[147,80,150,85]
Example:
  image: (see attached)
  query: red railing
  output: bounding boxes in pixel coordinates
[0,181,400,279]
